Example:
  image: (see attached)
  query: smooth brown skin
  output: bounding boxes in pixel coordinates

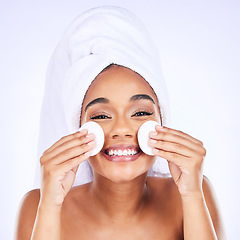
[15,65,226,239]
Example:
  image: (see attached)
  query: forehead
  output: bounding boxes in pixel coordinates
[82,66,158,106]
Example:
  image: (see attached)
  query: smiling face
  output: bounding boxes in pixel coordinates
[81,65,161,183]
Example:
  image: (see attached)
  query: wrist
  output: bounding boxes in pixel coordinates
[32,199,62,239]
[38,200,62,214]
[181,190,204,203]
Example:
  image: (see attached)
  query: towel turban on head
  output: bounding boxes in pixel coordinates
[34,6,171,187]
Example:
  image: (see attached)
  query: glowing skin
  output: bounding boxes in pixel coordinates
[15,65,226,240]
[81,65,161,183]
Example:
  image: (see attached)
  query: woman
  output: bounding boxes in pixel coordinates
[15,6,226,239]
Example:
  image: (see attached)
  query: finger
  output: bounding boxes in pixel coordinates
[149,139,198,158]
[45,133,95,159]
[150,128,205,155]
[53,141,95,165]
[154,126,203,146]
[41,140,95,166]
[153,148,189,170]
[153,147,204,173]
[55,150,91,176]
[44,129,88,154]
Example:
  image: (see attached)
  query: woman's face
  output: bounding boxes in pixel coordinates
[81,65,161,183]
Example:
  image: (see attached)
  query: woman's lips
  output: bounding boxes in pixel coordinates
[102,144,142,162]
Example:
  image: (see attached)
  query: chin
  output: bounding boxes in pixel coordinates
[105,167,147,183]
[89,153,156,184]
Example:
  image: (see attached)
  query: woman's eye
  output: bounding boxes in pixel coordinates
[90,114,111,120]
[132,111,153,117]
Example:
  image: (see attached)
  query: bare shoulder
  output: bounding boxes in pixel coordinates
[202,175,224,219]
[202,176,227,239]
[15,189,40,240]
[146,176,227,239]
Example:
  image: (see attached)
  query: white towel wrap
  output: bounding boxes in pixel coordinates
[34,6,171,188]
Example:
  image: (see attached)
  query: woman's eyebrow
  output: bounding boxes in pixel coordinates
[130,94,155,104]
[85,97,109,112]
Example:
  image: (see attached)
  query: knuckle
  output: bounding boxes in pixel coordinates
[61,149,71,159]
[175,143,183,151]
[159,131,166,139]
[77,137,86,145]
[178,130,184,135]
[60,135,67,141]
[158,140,164,147]
[40,155,46,165]
[198,146,206,157]
[42,149,49,155]
[42,165,56,178]
[202,148,207,157]
[73,131,80,136]
[73,132,82,139]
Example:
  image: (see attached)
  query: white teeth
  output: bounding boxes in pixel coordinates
[107,149,138,156]
[117,150,123,156]
[123,150,128,156]
[109,150,114,156]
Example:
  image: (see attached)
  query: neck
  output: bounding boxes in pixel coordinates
[90,172,149,221]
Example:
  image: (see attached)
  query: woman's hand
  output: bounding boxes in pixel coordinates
[39,130,95,207]
[149,126,206,197]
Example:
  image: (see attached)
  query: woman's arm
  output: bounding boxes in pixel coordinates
[181,176,227,239]
[15,190,40,240]
[202,177,227,239]
[31,203,62,240]
[149,126,227,239]
[15,130,95,240]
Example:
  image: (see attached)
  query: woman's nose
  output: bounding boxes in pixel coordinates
[109,118,135,139]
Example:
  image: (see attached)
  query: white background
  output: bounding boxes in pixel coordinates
[1,0,239,239]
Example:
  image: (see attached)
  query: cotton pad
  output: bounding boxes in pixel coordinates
[79,121,104,156]
[138,120,161,156]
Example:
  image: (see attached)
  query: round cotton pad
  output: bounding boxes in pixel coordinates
[138,120,161,156]
[79,121,104,156]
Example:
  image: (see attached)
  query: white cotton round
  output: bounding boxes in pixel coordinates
[138,120,161,156]
[79,121,105,156]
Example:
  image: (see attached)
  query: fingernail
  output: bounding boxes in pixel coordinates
[84,151,91,156]
[150,131,157,137]
[79,129,87,134]
[156,125,163,130]
[149,139,157,144]
[153,148,159,154]
[87,141,95,146]
[86,133,93,138]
